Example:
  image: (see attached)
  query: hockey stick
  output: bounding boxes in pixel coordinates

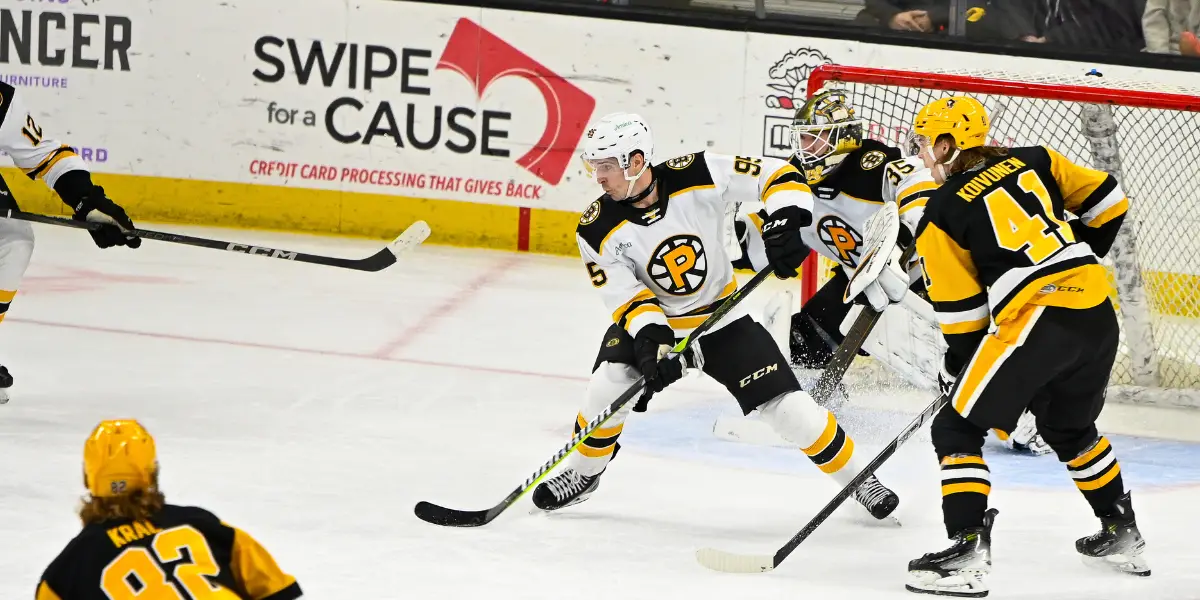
[809,242,917,403]
[696,392,948,573]
[3,210,431,272]
[414,268,777,528]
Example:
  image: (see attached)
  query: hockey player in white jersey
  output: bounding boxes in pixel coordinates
[736,90,1050,455]
[531,112,900,520]
[0,82,141,402]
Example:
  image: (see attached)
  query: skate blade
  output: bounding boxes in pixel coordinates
[907,571,988,597]
[1081,553,1151,577]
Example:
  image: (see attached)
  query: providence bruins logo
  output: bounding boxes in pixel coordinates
[579,200,601,225]
[859,150,887,170]
[647,235,707,295]
[665,154,695,170]
[817,216,864,267]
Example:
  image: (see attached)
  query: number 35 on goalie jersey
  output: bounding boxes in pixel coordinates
[577,151,812,337]
[915,145,1128,369]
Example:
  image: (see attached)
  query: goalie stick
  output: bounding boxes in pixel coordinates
[414,268,776,528]
[696,393,949,573]
[3,210,430,272]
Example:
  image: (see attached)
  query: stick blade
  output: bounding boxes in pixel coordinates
[695,547,776,573]
[390,220,431,256]
[414,501,493,528]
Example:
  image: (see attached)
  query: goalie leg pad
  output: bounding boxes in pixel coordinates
[845,290,945,390]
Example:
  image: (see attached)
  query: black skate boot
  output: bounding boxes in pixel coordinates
[1076,492,1150,576]
[531,468,602,511]
[0,364,11,405]
[854,474,899,519]
[907,508,997,597]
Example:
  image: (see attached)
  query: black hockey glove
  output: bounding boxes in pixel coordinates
[761,206,812,279]
[938,359,957,398]
[71,186,141,249]
[634,323,685,395]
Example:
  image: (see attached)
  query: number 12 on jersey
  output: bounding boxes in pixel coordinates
[984,170,1074,264]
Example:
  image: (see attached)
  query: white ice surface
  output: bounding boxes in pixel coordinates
[1,224,1198,599]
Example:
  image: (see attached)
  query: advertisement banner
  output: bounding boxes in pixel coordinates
[2,0,1199,251]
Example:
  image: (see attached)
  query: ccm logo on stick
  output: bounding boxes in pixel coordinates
[226,244,297,260]
[740,363,779,387]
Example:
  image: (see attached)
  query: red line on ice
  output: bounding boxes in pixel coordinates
[370,254,522,358]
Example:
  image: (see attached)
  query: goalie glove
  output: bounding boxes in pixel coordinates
[854,247,910,312]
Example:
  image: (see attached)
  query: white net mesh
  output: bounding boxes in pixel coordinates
[808,66,1200,397]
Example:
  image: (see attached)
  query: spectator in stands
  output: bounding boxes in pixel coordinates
[1004,0,1146,51]
[1143,0,1200,55]
[856,0,947,32]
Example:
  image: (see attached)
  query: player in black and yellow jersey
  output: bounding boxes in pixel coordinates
[35,420,302,600]
[904,97,1148,597]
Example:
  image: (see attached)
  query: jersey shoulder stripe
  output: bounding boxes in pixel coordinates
[576,196,630,254]
[656,151,717,199]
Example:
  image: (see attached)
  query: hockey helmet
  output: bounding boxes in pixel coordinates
[791,88,865,183]
[83,419,158,498]
[910,96,990,154]
[580,112,655,201]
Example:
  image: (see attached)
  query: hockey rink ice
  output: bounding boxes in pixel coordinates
[2,224,1200,599]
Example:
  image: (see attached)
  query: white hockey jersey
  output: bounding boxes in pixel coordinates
[577,151,812,338]
[739,140,936,276]
[0,81,88,195]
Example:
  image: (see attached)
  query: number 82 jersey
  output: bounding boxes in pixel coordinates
[36,504,301,600]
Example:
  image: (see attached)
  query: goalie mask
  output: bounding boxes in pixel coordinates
[580,112,657,203]
[791,89,865,184]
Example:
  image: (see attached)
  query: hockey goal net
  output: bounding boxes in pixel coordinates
[802,65,1200,406]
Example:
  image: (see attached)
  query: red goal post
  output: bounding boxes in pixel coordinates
[799,64,1200,404]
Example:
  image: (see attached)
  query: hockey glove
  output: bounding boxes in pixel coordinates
[854,252,910,312]
[634,323,686,395]
[938,359,957,398]
[761,206,812,279]
[72,186,141,249]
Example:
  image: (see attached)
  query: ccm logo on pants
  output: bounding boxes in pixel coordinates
[740,364,779,387]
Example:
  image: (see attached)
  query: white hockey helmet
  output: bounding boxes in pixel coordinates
[580,112,654,201]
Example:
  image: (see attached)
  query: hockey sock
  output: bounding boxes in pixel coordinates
[940,454,991,536]
[800,411,856,477]
[568,361,637,477]
[1065,436,1126,518]
[0,289,15,325]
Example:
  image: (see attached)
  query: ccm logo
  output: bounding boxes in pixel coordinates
[226,244,297,260]
[761,218,787,233]
[740,363,779,387]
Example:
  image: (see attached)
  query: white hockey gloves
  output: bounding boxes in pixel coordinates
[844,202,908,312]
[858,250,910,312]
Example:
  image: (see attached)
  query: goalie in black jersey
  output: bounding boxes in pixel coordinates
[904,97,1148,597]
[35,420,302,600]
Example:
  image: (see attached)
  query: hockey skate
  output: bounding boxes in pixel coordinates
[1076,492,1150,576]
[907,508,997,597]
[531,468,602,512]
[854,474,899,520]
[0,364,11,404]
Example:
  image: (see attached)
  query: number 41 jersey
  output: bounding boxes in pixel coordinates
[36,504,302,600]
[576,151,812,338]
